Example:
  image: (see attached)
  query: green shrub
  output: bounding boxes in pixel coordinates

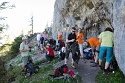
[0,35,23,63]
[7,36,22,58]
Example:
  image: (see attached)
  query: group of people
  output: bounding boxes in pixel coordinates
[19,24,114,75]
[56,24,114,74]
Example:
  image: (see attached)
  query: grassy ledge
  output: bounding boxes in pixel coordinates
[5,59,82,83]
[95,69,125,83]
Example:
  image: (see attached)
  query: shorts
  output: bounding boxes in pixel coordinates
[22,56,32,65]
[99,46,113,62]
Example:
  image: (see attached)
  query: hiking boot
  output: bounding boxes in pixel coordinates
[103,69,107,75]
[90,63,98,67]
[71,64,76,69]
[99,65,104,70]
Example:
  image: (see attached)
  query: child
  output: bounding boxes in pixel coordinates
[45,43,54,63]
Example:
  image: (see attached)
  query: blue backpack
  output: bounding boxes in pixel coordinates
[85,49,93,59]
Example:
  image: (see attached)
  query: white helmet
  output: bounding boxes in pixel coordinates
[22,36,28,40]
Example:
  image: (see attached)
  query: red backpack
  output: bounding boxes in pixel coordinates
[50,64,68,78]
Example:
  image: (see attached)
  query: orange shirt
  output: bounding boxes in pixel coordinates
[58,34,63,40]
[88,38,100,47]
[76,33,84,44]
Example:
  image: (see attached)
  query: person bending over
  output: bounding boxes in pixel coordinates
[98,27,114,74]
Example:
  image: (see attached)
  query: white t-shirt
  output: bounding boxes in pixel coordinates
[37,34,41,41]
[19,42,29,57]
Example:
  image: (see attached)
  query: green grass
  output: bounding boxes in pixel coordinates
[95,69,125,83]
[5,59,82,83]
[34,58,48,65]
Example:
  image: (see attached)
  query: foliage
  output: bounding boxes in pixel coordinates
[1,35,23,62]
[7,36,22,58]
[0,44,11,56]
[95,69,125,83]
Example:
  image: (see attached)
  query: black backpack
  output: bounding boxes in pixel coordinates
[24,60,39,76]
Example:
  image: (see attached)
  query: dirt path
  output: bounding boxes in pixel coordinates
[54,54,100,83]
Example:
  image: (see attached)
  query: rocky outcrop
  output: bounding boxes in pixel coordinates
[53,0,125,75]
[113,0,125,75]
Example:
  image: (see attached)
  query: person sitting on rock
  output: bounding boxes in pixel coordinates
[45,43,54,63]
[86,37,100,67]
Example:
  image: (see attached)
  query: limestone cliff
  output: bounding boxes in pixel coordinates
[53,0,125,75]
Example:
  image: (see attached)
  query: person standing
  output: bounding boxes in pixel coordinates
[65,27,77,68]
[98,27,114,74]
[43,31,48,40]
[58,32,63,50]
[37,33,41,48]
[20,36,32,70]
[76,28,85,62]
[40,34,44,53]
[86,37,100,67]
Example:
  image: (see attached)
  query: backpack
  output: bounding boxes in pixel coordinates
[50,64,68,78]
[49,39,56,46]
[24,60,39,76]
[84,49,93,59]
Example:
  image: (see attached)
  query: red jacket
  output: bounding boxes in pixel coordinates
[47,47,54,56]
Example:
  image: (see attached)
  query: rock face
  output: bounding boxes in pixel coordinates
[53,0,125,75]
[113,0,125,75]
